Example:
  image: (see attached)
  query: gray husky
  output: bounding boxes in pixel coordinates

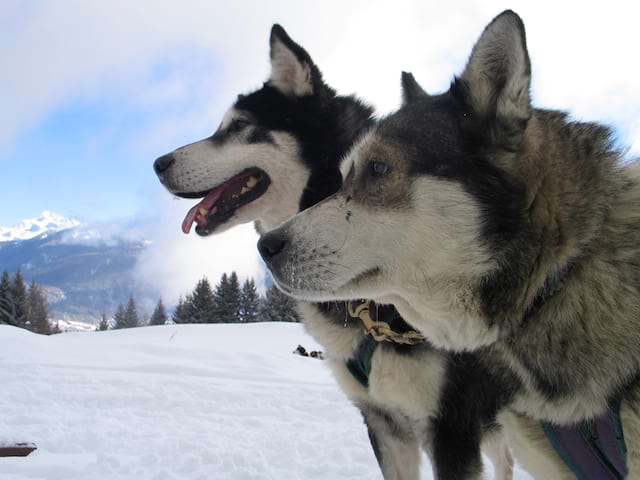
[152,25,541,480]
[258,10,640,478]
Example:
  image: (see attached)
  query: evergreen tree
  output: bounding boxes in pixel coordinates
[97,312,110,331]
[172,296,187,324]
[124,295,140,328]
[227,272,242,323]
[259,285,300,323]
[27,281,51,335]
[149,298,168,326]
[0,270,13,325]
[212,273,230,323]
[212,272,242,323]
[112,303,127,329]
[189,277,216,323]
[11,270,28,328]
[182,293,196,322]
[240,278,260,323]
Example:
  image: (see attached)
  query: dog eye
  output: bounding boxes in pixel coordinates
[370,160,390,177]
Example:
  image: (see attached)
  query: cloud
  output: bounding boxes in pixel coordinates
[58,216,151,247]
[133,194,265,305]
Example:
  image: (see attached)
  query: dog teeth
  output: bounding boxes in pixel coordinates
[246,176,258,188]
[199,208,209,216]
[240,187,250,195]
[232,194,239,199]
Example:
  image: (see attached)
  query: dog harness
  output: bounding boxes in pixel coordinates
[525,261,628,479]
[543,401,627,480]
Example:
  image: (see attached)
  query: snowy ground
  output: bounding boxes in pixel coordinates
[0,324,533,479]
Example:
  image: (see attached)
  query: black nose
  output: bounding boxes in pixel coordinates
[258,233,287,264]
[154,153,175,175]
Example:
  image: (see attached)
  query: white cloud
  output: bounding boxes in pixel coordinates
[4,0,640,304]
[134,194,265,305]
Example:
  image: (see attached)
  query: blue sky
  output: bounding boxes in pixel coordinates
[2,0,639,302]
[0,51,221,225]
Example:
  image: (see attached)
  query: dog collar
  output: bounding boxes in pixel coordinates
[346,300,426,345]
[345,300,424,389]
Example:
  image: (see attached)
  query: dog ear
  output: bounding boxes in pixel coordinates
[269,24,322,98]
[454,10,531,151]
[401,72,429,105]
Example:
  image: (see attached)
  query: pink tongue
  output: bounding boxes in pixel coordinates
[181,185,226,234]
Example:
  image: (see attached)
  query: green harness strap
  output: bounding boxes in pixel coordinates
[346,335,378,388]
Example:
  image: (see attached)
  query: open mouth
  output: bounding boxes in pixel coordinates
[180,168,271,236]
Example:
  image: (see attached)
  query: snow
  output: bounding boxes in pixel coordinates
[0,324,534,479]
[0,211,79,243]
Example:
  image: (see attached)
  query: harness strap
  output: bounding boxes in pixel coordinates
[345,335,377,388]
[543,402,627,480]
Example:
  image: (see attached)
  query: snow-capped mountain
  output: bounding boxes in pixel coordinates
[0,214,158,324]
[0,211,80,242]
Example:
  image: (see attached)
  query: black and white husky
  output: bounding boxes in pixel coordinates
[154,25,568,479]
[259,11,640,479]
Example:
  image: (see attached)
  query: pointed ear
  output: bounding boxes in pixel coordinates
[455,10,531,150]
[401,72,429,105]
[269,24,321,97]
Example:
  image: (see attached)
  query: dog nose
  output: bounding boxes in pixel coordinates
[258,233,287,264]
[154,153,175,175]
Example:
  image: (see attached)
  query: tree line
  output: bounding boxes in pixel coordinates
[0,270,58,335]
[99,271,299,330]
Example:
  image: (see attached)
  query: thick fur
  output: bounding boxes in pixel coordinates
[260,10,640,477]
[153,25,532,479]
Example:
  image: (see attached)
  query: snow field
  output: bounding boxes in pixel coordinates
[0,324,533,479]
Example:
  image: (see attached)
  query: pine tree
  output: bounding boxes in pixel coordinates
[11,270,28,328]
[189,277,216,323]
[0,270,13,325]
[226,272,242,323]
[212,273,230,323]
[259,285,300,323]
[97,312,110,331]
[124,296,140,328]
[112,303,127,329]
[182,293,196,322]
[27,281,51,335]
[149,298,168,326]
[240,278,260,323]
[172,296,187,324]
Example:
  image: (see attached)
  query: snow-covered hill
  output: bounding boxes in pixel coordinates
[0,225,152,324]
[0,323,534,480]
[0,211,79,242]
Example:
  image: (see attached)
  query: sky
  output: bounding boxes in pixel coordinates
[2,0,639,302]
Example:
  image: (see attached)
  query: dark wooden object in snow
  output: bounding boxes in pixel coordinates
[0,442,37,457]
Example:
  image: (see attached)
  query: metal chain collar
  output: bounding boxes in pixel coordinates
[347,300,426,345]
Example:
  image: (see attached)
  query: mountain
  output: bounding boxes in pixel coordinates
[0,218,157,325]
[0,211,80,242]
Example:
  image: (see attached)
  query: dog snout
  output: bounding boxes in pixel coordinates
[258,232,288,265]
[154,153,175,176]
